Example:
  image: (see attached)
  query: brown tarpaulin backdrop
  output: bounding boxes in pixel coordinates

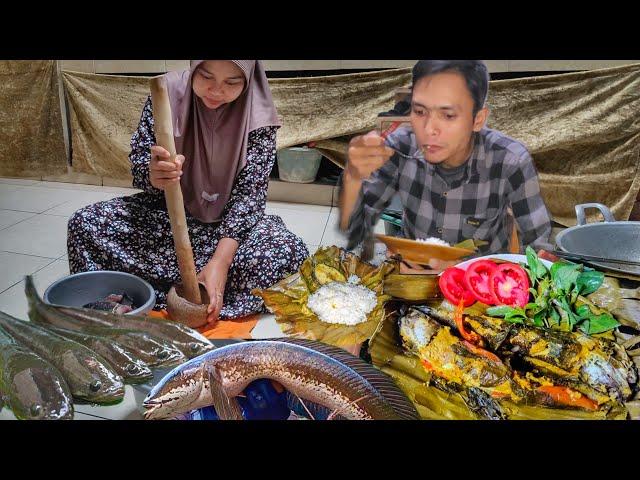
[6,63,640,226]
[60,68,412,177]
[487,64,640,226]
[0,61,67,177]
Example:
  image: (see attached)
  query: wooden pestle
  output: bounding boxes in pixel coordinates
[149,76,201,305]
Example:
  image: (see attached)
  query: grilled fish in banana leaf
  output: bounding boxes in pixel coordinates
[370,308,628,419]
[420,302,637,403]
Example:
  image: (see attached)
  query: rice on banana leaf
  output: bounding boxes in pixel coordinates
[252,246,397,347]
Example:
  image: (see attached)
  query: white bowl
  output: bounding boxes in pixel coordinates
[454,253,552,272]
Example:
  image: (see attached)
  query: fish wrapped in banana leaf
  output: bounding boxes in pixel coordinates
[368,305,629,419]
[399,308,615,415]
[420,302,637,404]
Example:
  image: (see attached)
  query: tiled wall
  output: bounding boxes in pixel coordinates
[59,60,640,74]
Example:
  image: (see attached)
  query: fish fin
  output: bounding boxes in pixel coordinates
[295,396,316,420]
[465,387,507,420]
[207,367,244,420]
[327,395,369,420]
[262,337,419,420]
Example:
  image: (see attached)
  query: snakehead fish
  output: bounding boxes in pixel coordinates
[24,276,186,368]
[47,326,153,384]
[0,311,124,404]
[0,326,73,420]
[45,303,213,359]
[143,338,419,420]
[33,320,185,369]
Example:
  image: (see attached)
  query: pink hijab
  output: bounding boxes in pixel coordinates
[163,60,280,223]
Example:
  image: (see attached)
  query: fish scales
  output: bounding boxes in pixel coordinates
[144,340,418,420]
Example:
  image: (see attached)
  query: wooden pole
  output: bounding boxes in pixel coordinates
[149,76,201,304]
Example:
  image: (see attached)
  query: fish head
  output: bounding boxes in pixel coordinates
[399,308,441,353]
[61,351,125,403]
[143,364,210,420]
[187,341,215,357]
[10,366,74,420]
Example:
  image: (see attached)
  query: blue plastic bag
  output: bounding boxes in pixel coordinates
[177,378,334,420]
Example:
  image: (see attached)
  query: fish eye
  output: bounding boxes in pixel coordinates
[30,404,43,417]
[158,350,169,359]
[90,380,102,392]
[190,342,199,352]
[126,364,139,374]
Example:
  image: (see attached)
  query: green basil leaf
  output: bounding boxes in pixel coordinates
[504,310,527,324]
[533,311,546,327]
[586,313,620,334]
[551,262,582,292]
[526,246,548,282]
[575,304,591,318]
[486,306,517,317]
[576,270,604,296]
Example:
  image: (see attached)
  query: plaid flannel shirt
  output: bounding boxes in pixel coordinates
[345,126,552,254]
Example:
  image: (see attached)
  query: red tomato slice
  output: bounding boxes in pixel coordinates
[463,260,499,305]
[439,267,475,307]
[489,263,530,307]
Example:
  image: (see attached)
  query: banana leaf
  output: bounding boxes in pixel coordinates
[368,308,628,420]
[253,246,398,348]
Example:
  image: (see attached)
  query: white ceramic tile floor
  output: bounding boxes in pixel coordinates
[0,210,35,230]
[0,252,54,292]
[266,204,330,246]
[0,259,70,320]
[0,214,69,258]
[319,209,386,248]
[0,184,78,213]
[0,179,338,420]
[44,191,123,217]
[250,313,286,339]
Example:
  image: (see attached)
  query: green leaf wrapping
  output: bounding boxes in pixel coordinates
[253,246,396,348]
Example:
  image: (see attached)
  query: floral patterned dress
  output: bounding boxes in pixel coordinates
[67,97,308,318]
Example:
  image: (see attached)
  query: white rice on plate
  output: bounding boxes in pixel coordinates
[415,237,450,247]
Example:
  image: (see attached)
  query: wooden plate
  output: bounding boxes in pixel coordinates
[375,234,475,263]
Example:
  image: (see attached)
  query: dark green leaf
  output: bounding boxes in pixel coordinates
[575,304,591,318]
[576,270,604,296]
[585,313,620,334]
[578,320,590,334]
[550,262,582,292]
[486,306,517,317]
[503,315,525,324]
[526,246,548,284]
[533,311,546,327]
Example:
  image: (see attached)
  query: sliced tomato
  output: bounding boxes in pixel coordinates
[463,260,498,305]
[488,263,530,307]
[439,267,475,307]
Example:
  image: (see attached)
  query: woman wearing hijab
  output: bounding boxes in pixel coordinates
[67,60,309,323]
